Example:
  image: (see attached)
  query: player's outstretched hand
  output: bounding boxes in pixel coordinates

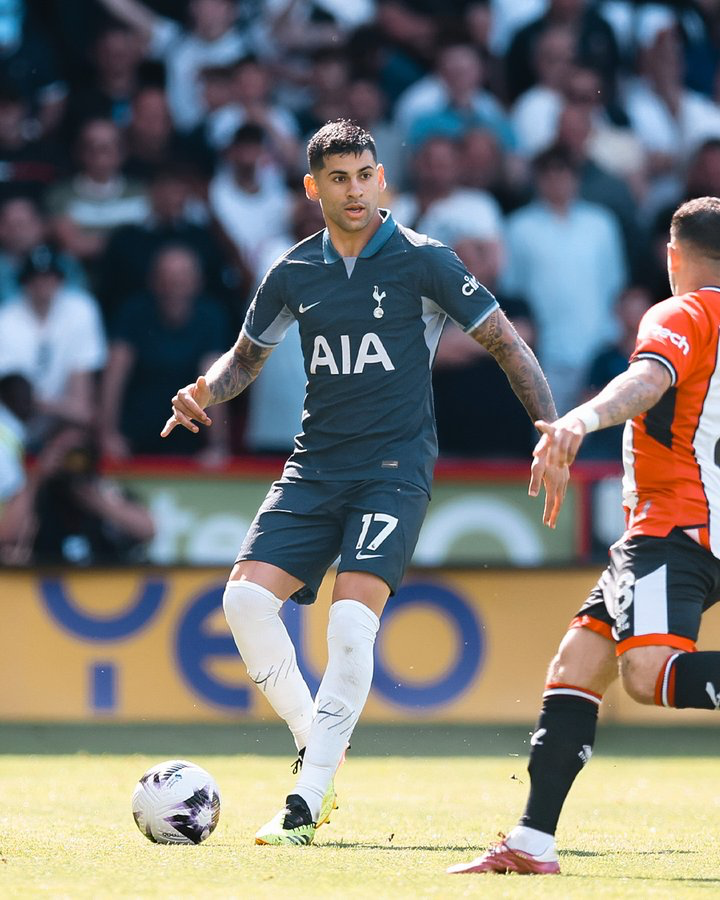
[528,454,569,529]
[533,416,587,468]
[161,375,212,438]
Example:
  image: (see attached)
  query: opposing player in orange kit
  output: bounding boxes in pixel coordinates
[449,196,720,875]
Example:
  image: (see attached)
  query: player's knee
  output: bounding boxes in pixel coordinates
[546,627,617,692]
[222,580,281,628]
[619,653,659,705]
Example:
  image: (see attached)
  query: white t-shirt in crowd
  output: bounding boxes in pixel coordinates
[624,77,720,161]
[208,165,291,280]
[511,85,564,157]
[0,288,107,402]
[392,188,503,247]
[150,19,247,131]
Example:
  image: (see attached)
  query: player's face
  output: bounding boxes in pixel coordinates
[305,150,385,235]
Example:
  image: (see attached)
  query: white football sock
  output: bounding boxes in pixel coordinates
[294,599,380,820]
[506,824,557,858]
[223,580,314,751]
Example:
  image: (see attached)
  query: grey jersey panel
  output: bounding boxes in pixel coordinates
[241,212,498,492]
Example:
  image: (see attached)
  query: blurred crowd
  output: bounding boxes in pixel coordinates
[2,0,720,562]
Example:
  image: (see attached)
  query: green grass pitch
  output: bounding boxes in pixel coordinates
[2,724,719,898]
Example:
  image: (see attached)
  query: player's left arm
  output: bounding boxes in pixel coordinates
[469,308,568,528]
[534,358,672,468]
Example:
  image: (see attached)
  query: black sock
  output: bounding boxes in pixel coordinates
[519,692,599,836]
[667,652,720,709]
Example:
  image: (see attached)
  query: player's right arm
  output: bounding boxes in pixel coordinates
[533,295,702,467]
[160,334,273,438]
[162,261,293,439]
[534,358,672,468]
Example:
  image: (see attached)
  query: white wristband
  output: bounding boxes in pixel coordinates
[573,406,600,433]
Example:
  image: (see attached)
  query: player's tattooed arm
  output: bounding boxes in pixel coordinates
[534,359,671,468]
[469,309,557,424]
[161,335,272,438]
[471,308,568,528]
[205,335,273,405]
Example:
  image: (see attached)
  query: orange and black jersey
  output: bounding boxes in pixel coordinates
[623,286,720,556]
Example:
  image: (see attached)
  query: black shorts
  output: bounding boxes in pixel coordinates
[236,477,429,600]
[573,528,720,654]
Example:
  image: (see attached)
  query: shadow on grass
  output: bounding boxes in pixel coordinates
[320,842,473,852]
[1,722,719,757]
[564,849,698,858]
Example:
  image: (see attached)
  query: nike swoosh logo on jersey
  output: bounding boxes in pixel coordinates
[356,551,383,560]
[298,301,321,313]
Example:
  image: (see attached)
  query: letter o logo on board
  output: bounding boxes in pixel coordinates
[372,580,484,708]
[176,585,251,710]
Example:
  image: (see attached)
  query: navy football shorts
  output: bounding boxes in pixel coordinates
[572,528,720,654]
[235,476,429,600]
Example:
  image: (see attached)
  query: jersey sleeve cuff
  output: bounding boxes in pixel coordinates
[241,327,278,349]
[633,352,677,386]
[461,299,500,333]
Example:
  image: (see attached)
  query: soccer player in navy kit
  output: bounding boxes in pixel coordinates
[162,120,567,845]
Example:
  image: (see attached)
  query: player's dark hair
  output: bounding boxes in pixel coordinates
[671,196,720,261]
[306,119,376,171]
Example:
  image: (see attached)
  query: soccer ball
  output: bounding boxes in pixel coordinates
[131,759,221,844]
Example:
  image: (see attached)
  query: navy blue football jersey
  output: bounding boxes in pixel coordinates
[242,210,498,492]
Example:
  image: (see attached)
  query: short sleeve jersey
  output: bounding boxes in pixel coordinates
[623,286,720,557]
[242,210,498,493]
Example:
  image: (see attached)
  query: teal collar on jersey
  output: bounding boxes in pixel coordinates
[322,209,396,264]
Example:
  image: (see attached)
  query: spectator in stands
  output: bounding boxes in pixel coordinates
[580,283,654,459]
[685,138,720,199]
[0,372,33,563]
[265,0,374,58]
[462,1,505,99]
[100,245,230,461]
[0,87,63,202]
[0,3,68,136]
[433,233,538,458]
[97,164,229,322]
[63,23,145,137]
[554,98,643,276]
[502,145,626,414]
[122,85,183,181]
[181,63,236,177]
[0,245,107,437]
[511,24,575,158]
[0,196,86,303]
[295,48,353,139]
[364,2,439,106]
[46,118,150,268]
[459,126,530,214]
[0,409,154,566]
[394,42,515,152]
[96,0,248,131]
[624,18,720,215]
[208,123,291,284]
[205,55,301,172]
[392,135,503,249]
[505,0,620,105]
[487,0,547,56]
[31,423,155,565]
